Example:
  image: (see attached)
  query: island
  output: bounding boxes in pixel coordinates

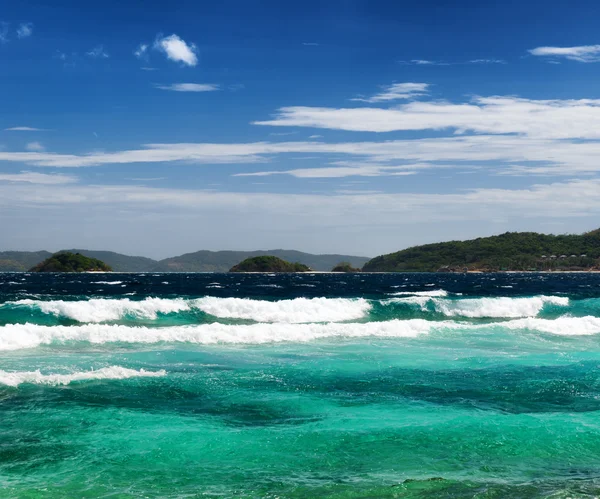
[29,252,113,272]
[229,256,311,272]
[363,229,600,272]
[331,262,362,272]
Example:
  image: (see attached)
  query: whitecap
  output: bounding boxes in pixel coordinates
[0,366,166,387]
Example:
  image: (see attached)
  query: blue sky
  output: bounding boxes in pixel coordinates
[2,0,600,258]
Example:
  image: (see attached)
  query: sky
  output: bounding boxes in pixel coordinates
[2,0,600,258]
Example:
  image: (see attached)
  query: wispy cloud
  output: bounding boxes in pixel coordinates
[16,22,33,39]
[0,22,8,43]
[153,34,198,66]
[302,42,319,46]
[0,172,76,184]
[253,96,600,138]
[4,126,46,132]
[25,142,45,152]
[134,43,148,60]
[528,45,600,62]
[154,83,219,92]
[399,58,505,66]
[86,45,109,58]
[351,83,429,103]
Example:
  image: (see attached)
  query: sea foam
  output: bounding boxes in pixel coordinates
[192,296,371,323]
[7,296,372,324]
[0,320,433,351]
[388,295,569,318]
[0,366,166,387]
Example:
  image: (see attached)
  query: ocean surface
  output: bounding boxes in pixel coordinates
[2,272,600,498]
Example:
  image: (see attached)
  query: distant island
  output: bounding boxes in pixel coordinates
[0,249,369,272]
[331,262,361,272]
[363,229,600,272]
[229,256,311,273]
[30,252,112,273]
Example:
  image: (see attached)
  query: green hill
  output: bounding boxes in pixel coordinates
[154,250,369,272]
[229,256,311,273]
[0,251,52,271]
[63,249,158,272]
[363,230,600,272]
[30,252,113,273]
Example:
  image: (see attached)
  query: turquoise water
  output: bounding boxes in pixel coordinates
[2,272,600,497]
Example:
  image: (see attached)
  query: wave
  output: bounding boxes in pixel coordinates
[0,366,166,387]
[4,297,372,324]
[387,295,569,318]
[0,320,435,350]
[192,297,371,323]
[10,297,189,323]
[1,314,600,351]
[390,290,449,297]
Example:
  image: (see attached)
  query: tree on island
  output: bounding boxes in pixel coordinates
[29,252,113,272]
[229,256,311,272]
[331,262,361,272]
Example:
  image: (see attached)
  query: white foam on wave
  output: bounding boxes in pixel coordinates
[432,296,568,318]
[0,320,434,351]
[388,295,569,318]
[12,297,189,323]
[93,281,123,285]
[0,366,166,387]
[5,296,372,324]
[192,297,371,323]
[502,316,600,336]
[390,290,449,297]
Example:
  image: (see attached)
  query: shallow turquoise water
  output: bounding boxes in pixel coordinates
[2,272,600,497]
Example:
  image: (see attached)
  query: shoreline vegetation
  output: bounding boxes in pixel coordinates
[30,252,113,273]
[2,229,600,273]
[363,229,600,273]
[229,256,311,273]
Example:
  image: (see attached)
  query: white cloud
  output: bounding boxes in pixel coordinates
[0,172,76,184]
[253,96,600,139]
[399,59,505,66]
[4,126,45,132]
[16,23,33,39]
[309,135,323,139]
[86,45,109,58]
[0,22,9,43]
[153,34,198,66]
[154,83,219,92]
[134,43,148,59]
[235,164,420,178]
[528,45,600,63]
[26,142,45,152]
[351,83,429,103]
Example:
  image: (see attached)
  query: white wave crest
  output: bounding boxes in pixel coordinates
[502,316,600,336]
[13,297,189,322]
[0,366,166,387]
[6,296,371,324]
[0,320,434,351]
[432,296,568,318]
[390,290,449,297]
[192,297,371,323]
[388,295,569,318]
[92,281,123,285]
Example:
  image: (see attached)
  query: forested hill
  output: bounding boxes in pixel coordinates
[363,230,600,272]
[0,249,369,272]
[152,250,369,272]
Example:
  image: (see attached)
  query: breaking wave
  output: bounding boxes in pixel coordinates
[0,366,166,387]
[3,296,372,324]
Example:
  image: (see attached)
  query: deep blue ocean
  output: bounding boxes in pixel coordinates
[2,272,600,498]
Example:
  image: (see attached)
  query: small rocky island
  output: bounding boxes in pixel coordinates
[331,262,362,272]
[30,252,113,272]
[229,256,311,272]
